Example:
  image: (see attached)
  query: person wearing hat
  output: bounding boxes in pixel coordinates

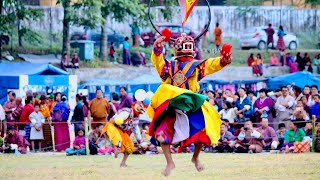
[4,126,30,154]
[40,95,53,151]
[51,94,70,152]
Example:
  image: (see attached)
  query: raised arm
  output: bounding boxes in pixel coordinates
[151,36,167,76]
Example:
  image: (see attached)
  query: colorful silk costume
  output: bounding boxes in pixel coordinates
[147,44,229,148]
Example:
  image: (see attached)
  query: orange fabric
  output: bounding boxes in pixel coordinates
[89,98,110,119]
[214,27,222,45]
[294,142,310,153]
[40,104,51,119]
[91,117,106,129]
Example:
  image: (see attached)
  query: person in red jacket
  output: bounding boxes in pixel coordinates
[20,96,34,142]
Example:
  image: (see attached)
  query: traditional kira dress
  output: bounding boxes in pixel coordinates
[147,46,227,149]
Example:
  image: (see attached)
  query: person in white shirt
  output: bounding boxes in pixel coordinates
[275,86,295,127]
[219,101,236,123]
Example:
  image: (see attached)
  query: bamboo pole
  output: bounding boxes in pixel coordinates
[84,117,90,155]
[312,115,316,152]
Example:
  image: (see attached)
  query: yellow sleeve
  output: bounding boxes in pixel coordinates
[203,57,224,76]
[151,48,165,76]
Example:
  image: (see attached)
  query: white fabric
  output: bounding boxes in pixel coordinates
[226,97,234,103]
[172,109,190,144]
[29,112,45,140]
[238,132,245,141]
[271,141,278,149]
[219,109,236,123]
[251,130,261,138]
[0,104,5,121]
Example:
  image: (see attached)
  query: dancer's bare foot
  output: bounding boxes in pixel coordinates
[191,157,205,172]
[162,163,175,177]
[120,163,128,168]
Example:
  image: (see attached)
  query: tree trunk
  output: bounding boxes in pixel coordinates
[272,0,274,6]
[18,20,22,47]
[99,18,108,61]
[62,0,71,56]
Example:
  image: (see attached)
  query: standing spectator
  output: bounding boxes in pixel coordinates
[254,89,274,125]
[314,54,320,74]
[109,42,116,63]
[275,86,295,126]
[282,121,306,153]
[11,97,23,131]
[252,53,263,76]
[60,53,71,71]
[3,126,30,154]
[122,37,130,65]
[258,118,278,150]
[216,123,234,153]
[29,103,45,152]
[3,91,16,136]
[20,96,34,142]
[214,22,222,51]
[119,87,133,109]
[52,95,70,152]
[71,53,80,69]
[234,88,252,122]
[39,95,53,151]
[247,53,254,67]
[266,24,275,49]
[66,128,86,156]
[311,94,320,121]
[0,104,5,137]
[303,53,313,73]
[201,24,208,50]
[276,25,286,50]
[295,52,305,71]
[279,49,287,66]
[219,101,236,123]
[82,96,89,118]
[109,92,121,119]
[291,100,310,121]
[130,21,140,47]
[72,94,84,136]
[269,53,279,66]
[89,89,110,129]
[235,120,263,153]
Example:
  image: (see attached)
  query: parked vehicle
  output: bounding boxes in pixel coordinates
[0,34,10,45]
[141,23,197,46]
[240,26,299,50]
[71,28,125,48]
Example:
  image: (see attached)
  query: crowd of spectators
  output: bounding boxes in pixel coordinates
[1,83,320,155]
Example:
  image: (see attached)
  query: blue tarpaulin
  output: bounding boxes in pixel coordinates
[267,71,320,90]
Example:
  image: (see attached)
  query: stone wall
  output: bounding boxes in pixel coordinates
[23,6,320,37]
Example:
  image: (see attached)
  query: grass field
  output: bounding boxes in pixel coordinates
[0,153,319,180]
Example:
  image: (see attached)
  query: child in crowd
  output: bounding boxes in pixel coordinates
[66,128,86,156]
[29,103,45,152]
[276,123,286,149]
[98,139,114,155]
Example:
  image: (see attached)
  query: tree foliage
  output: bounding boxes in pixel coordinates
[305,0,320,8]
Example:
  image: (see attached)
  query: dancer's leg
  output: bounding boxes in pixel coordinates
[120,152,129,167]
[191,143,205,172]
[160,143,175,176]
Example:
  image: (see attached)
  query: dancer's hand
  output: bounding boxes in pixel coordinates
[220,44,232,65]
[154,36,166,49]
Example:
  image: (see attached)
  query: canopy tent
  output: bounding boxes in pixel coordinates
[0,62,77,108]
[79,74,162,100]
[267,71,320,90]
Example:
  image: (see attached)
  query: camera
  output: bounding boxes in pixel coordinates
[244,127,248,131]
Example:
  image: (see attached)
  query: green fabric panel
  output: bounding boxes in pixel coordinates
[168,92,208,112]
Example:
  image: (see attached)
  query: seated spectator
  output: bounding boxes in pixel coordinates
[275,86,295,126]
[286,53,299,73]
[222,119,235,135]
[219,101,236,123]
[267,89,282,102]
[291,100,310,121]
[303,121,312,137]
[254,88,274,125]
[89,123,104,155]
[223,89,237,103]
[29,103,45,152]
[215,123,234,153]
[252,53,263,76]
[303,53,313,73]
[247,90,257,106]
[311,94,320,122]
[247,53,254,67]
[207,90,218,110]
[66,128,86,156]
[281,121,306,153]
[314,54,320,74]
[295,52,305,71]
[301,96,311,115]
[315,123,320,152]
[269,53,279,66]
[234,88,253,122]
[279,49,286,66]
[131,52,143,66]
[3,126,30,154]
[60,53,71,71]
[235,120,263,153]
[276,123,286,149]
[71,53,80,69]
[258,118,279,150]
[293,86,304,103]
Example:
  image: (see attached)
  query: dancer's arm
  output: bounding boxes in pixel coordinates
[151,36,167,76]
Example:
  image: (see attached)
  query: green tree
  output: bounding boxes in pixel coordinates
[0,0,42,47]
[305,0,320,8]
